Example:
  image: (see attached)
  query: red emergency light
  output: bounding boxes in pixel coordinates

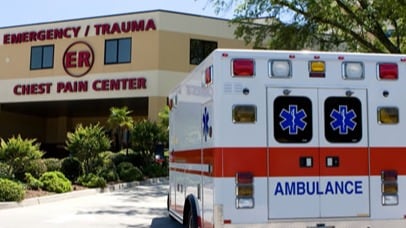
[379,63,398,80]
[232,59,254,77]
[205,66,213,85]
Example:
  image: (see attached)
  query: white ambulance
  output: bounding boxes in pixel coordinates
[167,49,406,227]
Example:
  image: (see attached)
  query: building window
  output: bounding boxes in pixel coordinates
[190,39,217,65]
[30,45,54,70]
[105,38,132,64]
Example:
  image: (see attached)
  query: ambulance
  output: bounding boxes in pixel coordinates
[167,49,406,227]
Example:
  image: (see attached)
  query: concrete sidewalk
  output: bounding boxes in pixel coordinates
[0,177,168,210]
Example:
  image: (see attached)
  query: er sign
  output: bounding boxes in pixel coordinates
[63,41,94,77]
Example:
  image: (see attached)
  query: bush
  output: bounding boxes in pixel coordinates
[0,135,44,181]
[97,152,119,182]
[25,173,43,190]
[0,162,11,179]
[65,123,111,174]
[43,158,62,172]
[77,173,107,188]
[0,178,25,202]
[23,159,47,179]
[39,171,72,193]
[117,162,143,182]
[61,157,82,182]
[143,162,168,178]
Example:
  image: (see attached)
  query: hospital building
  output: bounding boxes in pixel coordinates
[0,10,249,155]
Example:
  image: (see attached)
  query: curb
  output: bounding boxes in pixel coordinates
[0,177,168,210]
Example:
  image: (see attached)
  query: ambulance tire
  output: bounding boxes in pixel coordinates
[184,196,198,228]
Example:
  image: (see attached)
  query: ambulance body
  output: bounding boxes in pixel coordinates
[168,49,406,227]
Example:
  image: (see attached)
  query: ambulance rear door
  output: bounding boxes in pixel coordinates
[267,87,370,219]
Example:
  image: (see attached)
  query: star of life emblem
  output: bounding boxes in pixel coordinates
[279,105,307,135]
[330,105,357,135]
[202,107,210,141]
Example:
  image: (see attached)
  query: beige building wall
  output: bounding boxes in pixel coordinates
[0,10,250,152]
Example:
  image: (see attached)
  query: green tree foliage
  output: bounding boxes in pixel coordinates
[0,135,44,180]
[210,0,406,53]
[65,123,111,174]
[107,106,134,152]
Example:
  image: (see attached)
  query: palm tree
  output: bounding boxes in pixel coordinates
[107,106,134,153]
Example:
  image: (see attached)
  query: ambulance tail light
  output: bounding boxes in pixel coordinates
[205,66,213,85]
[381,170,398,205]
[378,63,398,80]
[235,172,254,209]
[167,98,173,110]
[232,59,254,77]
[309,61,326,78]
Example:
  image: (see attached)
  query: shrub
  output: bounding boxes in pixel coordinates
[117,162,143,182]
[0,178,25,202]
[0,135,44,181]
[61,157,82,182]
[77,173,107,188]
[25,173,43,190]
[143,162,168,178]
[65,123,111,174]
[0,162,11,179]
[23,159,47,179]
[43,158,62,172]
[39,171,72,193]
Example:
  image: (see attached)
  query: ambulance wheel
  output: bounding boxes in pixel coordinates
[184,196,198,228]
[185,209,198,228]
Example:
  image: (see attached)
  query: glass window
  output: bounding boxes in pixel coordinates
[324,97,362,143]
[190,39,217,65]
[105,38,131,64]
[274,96,312,143]
[30,45,54,70]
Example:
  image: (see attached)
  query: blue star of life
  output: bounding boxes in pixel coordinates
[330,105,357,135]
[202,107,209,141]
[279,105,307,135]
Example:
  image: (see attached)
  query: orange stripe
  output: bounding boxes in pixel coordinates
[171,147,406,177]
[370,147,406,175]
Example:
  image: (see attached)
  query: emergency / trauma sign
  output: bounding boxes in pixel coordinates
[274,96,362,143]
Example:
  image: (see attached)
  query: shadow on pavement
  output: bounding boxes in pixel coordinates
[150,217,182,228]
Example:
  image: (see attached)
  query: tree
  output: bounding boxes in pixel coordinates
[0,135,43,180]
[209,0,406,53]
[107,106,134,152]
[65,123,110,174]
[131,120,166,162]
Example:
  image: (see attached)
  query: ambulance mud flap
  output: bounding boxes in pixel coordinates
[307,224,335,228]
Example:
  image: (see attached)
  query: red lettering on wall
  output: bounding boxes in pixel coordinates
[63,41,94,77]
[13,83,52,95]
[94,19,156,35]
[3,27,81,44]
[56,81,88,93]
[92,78,147,91]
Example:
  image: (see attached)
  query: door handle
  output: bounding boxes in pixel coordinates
[326,156,339,167]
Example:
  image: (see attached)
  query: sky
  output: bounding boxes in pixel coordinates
[0,0,234,28]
